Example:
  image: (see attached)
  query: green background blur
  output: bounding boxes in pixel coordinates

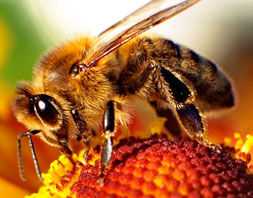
[0,1,47,86]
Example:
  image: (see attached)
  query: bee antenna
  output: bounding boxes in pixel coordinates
[17,130,43,181]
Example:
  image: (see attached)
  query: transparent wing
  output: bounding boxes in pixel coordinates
[86,0,200,66]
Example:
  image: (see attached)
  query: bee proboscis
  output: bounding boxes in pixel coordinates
[13,0,235,181]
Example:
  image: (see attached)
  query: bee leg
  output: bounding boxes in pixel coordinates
[176,104,221,151]
[82,136,90,161]
[17,130,42,181]
[150,101,181,136]
[59,140,72,155]
[59,141,76,166]
[100,101,115,176]
[71,109,88,135]
[71,109,90,159]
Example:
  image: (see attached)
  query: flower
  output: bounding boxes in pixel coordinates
[27,134,253,198]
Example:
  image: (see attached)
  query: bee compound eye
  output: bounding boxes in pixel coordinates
[34,95,60,126]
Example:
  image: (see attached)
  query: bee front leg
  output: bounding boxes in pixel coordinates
[71,109,90,159]
[101,100,115,176]
[176,103,221,151]
[82,136,90,160]
[58,139,77,166]
[59,141,73,155]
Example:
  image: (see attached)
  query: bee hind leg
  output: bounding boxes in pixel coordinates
[100,101,115,177]
[176,103,221,151]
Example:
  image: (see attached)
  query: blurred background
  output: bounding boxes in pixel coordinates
[0,0,252,196]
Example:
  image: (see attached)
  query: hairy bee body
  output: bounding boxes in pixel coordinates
[14,34,234,153]
[13,0,235,181]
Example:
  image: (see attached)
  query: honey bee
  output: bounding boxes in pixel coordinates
[13,0,235,181]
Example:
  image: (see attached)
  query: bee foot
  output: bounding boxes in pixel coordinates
[194,134,222,152]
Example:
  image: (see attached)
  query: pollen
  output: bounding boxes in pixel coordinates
[26,135,253,198]
[225,132,253,173]
[240,134,253,155]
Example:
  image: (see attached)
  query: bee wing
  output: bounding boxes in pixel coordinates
[86,0,200,66]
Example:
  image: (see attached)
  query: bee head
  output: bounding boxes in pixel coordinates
[13,82,64,131]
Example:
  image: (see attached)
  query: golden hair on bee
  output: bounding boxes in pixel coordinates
[13,0,235,181]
